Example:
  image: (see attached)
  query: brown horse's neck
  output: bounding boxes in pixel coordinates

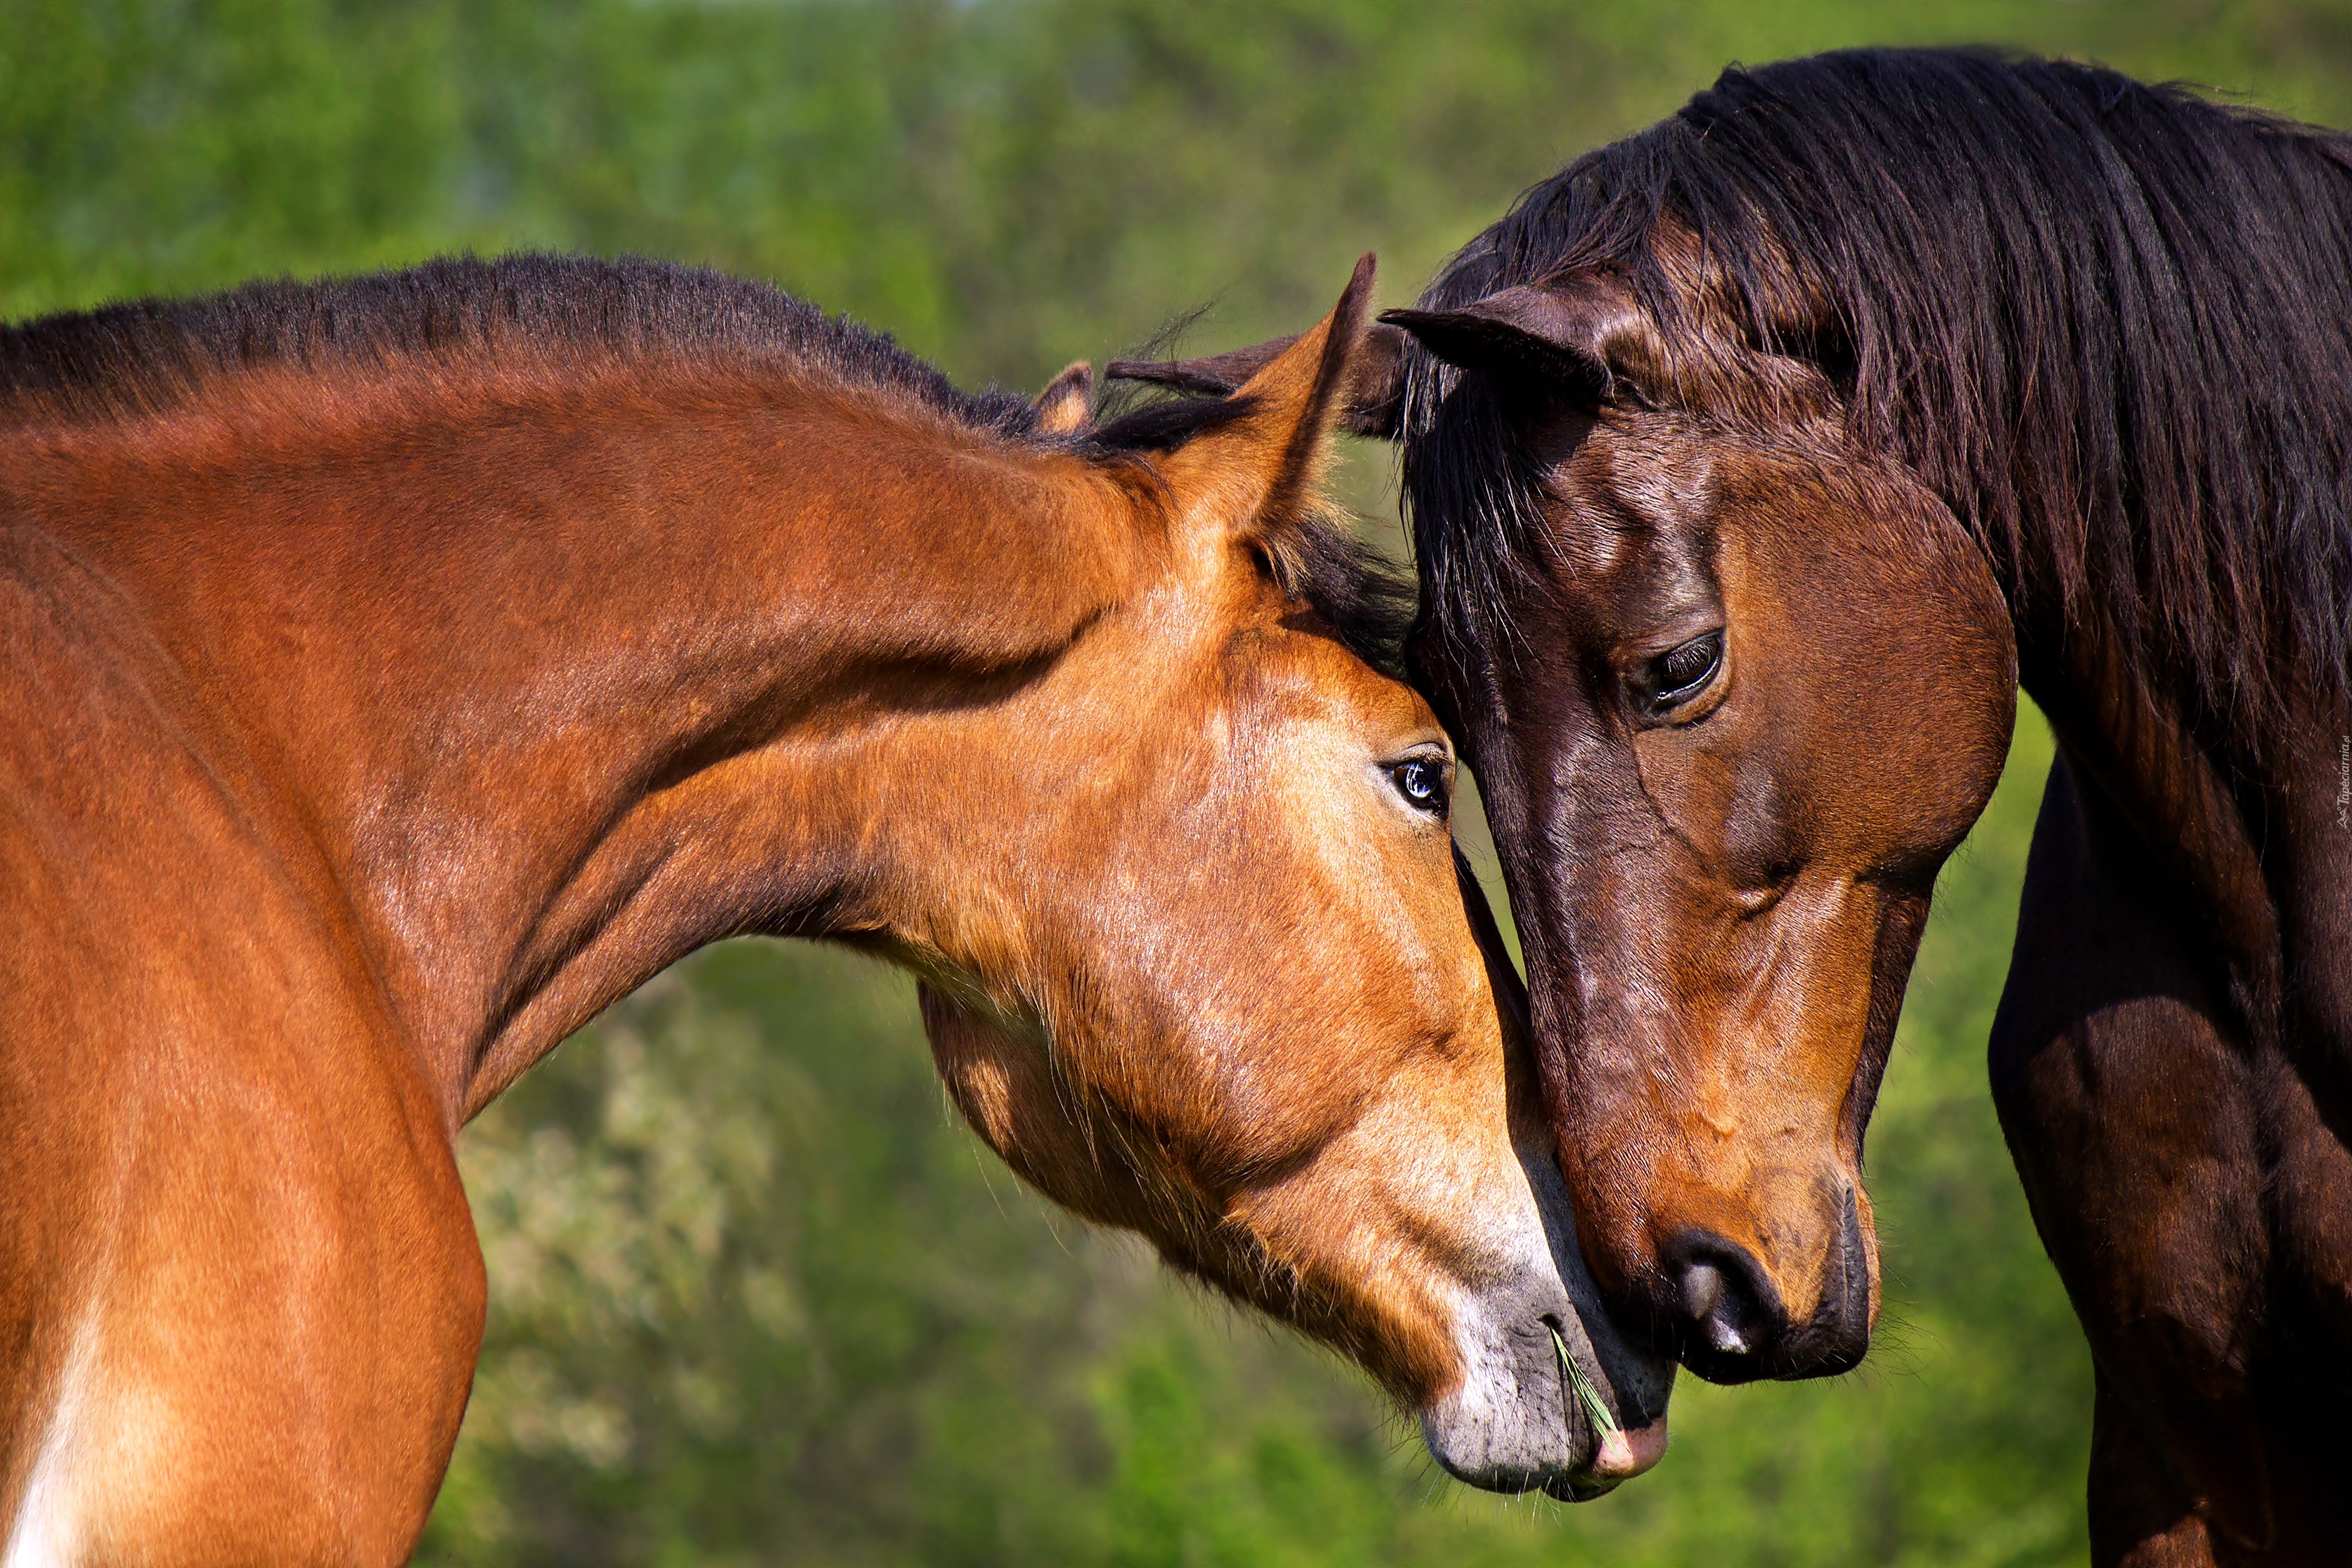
[8,362,1145,1123]
[2018,621,2278,975]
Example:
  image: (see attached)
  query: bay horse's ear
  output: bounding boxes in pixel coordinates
[1032,360,1093,436]
[1380,273,1653,403]
[1148,252,1384,547]
[1106,309,1406,439]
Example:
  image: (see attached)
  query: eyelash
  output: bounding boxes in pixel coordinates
[1642,630,1724,712]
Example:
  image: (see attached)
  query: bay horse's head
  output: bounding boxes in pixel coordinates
[1369,210,2017,1382]
[914,259,1672,1492]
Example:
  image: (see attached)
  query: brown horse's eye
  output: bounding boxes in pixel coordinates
[1644,630,1724,710]
[1391,757,1451,816]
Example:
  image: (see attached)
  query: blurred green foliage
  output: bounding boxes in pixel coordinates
[8,3,2349,1563]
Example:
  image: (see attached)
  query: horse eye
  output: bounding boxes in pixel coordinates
[1646,630,1724,708]
[1391,757,1450,816]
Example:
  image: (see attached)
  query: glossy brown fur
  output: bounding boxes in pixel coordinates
[0,256,1669,1563]
[1389,267,2352,1555]
[1358,49,2352,1565]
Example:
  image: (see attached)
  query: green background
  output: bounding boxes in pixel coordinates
[8,4,2348,1563]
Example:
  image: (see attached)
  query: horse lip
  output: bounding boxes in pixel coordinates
[1541,1419,1670,1501]
[1586,1417,1670,1482]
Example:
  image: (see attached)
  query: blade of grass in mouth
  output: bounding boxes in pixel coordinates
[1549,1322,1619,1438]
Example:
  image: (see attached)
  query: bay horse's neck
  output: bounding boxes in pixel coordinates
[9,362,1141,1122]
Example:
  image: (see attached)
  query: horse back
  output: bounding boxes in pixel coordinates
[0,521,482,1564]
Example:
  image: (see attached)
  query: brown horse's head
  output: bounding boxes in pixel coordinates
[1361,246,2016,1382]
[896,260,1672,1490]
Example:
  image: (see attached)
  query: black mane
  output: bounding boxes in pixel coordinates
[1404,48,2352,735]
[0,253,1043,436]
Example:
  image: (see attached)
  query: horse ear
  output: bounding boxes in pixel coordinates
[1381,274,1653,402]
[1148,252,1382,549]
[1107,317,1406,439]
[1032,360,1093,436]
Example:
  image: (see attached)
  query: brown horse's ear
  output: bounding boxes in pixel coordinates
[1032,360,1093,435]
[1381,273,1655,402]
[1149,252,1382,549]
[1107,315,1406,439]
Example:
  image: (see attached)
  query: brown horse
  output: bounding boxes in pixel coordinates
[0,254,1671,1564]
[1119,48,2352,1567]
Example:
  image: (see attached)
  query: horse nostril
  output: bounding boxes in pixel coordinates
[1676,1259,1744,1355]
[1662,1232,1786,1373]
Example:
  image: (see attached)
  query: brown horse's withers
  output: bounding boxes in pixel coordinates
[0,255,1671,1564]
[1122,48,2352,1565]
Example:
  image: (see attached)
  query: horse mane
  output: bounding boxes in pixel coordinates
[0,253,1045,436]
[1,253,1410,671]
[1404,48,2352,737]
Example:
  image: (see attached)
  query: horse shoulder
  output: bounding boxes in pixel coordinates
[0,530,481,1566]
[1987,753,2311,1560]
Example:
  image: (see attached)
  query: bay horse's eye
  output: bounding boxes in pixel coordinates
[1643,630,1725,711]
[1391,757,1451,816]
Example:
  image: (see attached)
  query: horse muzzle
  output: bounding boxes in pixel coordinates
[1415,1136,1677,1497]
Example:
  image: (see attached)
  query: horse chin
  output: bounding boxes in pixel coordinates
[1415,1142,1676,1499]
[1415,1303,1674,1500]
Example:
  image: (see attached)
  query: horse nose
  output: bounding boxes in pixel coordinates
[1662,1232,1787,1379]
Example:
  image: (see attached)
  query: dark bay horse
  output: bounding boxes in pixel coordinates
[0,254,1670,1564]
[1118,48,2352,1567]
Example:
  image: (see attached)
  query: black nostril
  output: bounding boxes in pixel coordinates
[1676,1259,1740,1354]
[1662,1231,1786,1370]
